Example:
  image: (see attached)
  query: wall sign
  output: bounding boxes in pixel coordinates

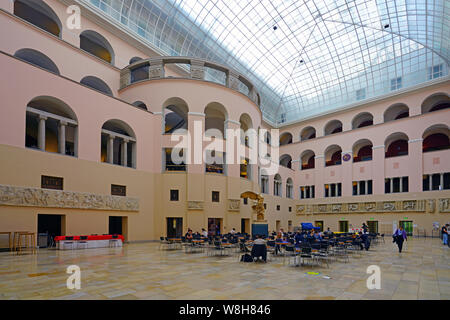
[342,153,351,162]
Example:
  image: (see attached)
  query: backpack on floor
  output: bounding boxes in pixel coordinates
[240,254,253,262]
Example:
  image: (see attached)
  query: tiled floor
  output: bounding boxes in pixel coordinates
[0,238,448,300]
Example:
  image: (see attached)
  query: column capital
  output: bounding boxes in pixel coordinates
[372,145,385,150]
[38,115,48,121]
[408,138,423,143]
[59,120,68,126]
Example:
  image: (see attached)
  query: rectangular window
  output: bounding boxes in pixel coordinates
[385,178,391,193]
[390,77,402,91]
[289,206,292,212]
[368,180,373,195]
[264,203,267,210]
[393,177,400,193]
[330,184,336,197]
[276,205,280,211]
[356,88,366,100]
[423,175,430,191]
[352,182,358,195]
[337,183,342,197]
[212,191,220,202]
[428,64,443,80]
[402,176,409,192]
[324,184,329,198]
[170,189,179,201]
[359,181,366,195]
[111,184,126,196]
[311,186,315,198]
[243,198,248,205]
[41,175,63,190]
[432,174,440,190]
[444,173,450,190]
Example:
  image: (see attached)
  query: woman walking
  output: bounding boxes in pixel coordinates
[393,226,407,253]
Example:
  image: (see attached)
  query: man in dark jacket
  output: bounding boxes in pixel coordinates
[393,226,407,253]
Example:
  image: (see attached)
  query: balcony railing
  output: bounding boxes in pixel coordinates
[120,56,261,107]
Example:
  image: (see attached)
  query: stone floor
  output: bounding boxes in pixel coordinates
[0,238,448,300]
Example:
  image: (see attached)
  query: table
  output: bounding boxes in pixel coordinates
[55,235,124,250]
[0,232,12,251]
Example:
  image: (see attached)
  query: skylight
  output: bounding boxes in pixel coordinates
[82,0,449,125]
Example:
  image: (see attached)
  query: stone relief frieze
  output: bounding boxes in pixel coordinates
[187,201,204,211]
[0,184,139,211]
[228,199,241,212]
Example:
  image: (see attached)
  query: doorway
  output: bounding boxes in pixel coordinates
[241,218,250,234]
[167,217,183,238]
[399,220,413,236]
[339,221,349,232]
[109,216,124,235]
[367,221,378,234]
[208,218,222,236]
[38,214,63,247]
[315,221,324,232]
[276,220,281,232]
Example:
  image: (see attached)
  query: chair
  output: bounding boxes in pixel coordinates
[283,245,297,265]
[109,239,121,248]
[251,244,267,262]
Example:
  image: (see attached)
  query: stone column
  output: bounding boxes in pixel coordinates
[408,138,423,192]
[38,115,47,151]
[429,175,432,191]
[121,139,128,167]
[357,181,360,195]
[227,70,240,90]
[314,155,325,198]
[365,180,368,195]
[190,60,205,80]
[399,177,403,193]
[131,142,137,169]
[58,121,67,154]
[107,135,114,164]
[390,178,393,193]
[372,145,385,194]
[440,173,444,190]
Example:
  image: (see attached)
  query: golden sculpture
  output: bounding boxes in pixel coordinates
[241,191,265,221]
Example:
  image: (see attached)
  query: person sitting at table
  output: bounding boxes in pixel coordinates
[313,230,322,240]
[230,228,237,235]
[294,231,303,246]
[251,235,267,262]
[185,229,193,242]
[201,228,208,238]
[275,232,283,254]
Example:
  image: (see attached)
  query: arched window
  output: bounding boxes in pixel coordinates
[101,120,136,168]
[260,169,269,194]
[264,131,271,145]
[274,174,282,197]
[25,96,78,156]
[14,48,59,74]
[14,0,62,37]
[80,76,113,96]
[239,113,253,147]
[352,112,373,129]
[80,30,114,64]
[205,102,227,138]
[163,98,188,134]
[279,132,293,145]
[325,145,342,167]
[279,154,292,169]
[300,126,316,141]
[324,120,343,136]
[421,93,450,114]
[385,132,409,158]
[353,139,373,162]
[384,103,409,122]
[286,178,293,199]
[300,149,315,170]
[132,101,147,110]
[422,124,450,153]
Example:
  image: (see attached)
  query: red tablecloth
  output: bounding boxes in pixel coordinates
[55,235,124,241]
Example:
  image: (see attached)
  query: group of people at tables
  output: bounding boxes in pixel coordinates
[179,225,373,262]
[248,225,373,263]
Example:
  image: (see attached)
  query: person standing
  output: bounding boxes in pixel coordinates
[393,226,407,253]
[362,223,368,234]
[442,224,448,245]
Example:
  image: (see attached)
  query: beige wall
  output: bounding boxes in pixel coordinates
[0,0,449,246]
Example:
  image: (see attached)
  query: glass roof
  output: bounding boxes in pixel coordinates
[82,0,449,125]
